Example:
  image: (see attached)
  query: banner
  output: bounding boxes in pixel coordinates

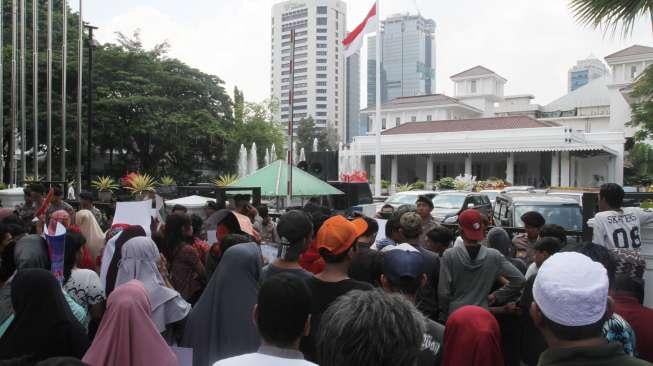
[45,222,67,283]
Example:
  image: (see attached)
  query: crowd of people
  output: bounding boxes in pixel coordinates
[0,182,651,366]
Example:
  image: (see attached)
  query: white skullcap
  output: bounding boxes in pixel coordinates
[533,252,608,327]
[381,243,420,253]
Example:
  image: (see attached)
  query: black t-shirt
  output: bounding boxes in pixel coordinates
[301,277,373,361]
[260,263,313,283]
[415,246,440,321]
[418,318,445,366]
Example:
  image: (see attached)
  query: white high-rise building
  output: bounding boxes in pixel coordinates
[271,0,347,140]
[568,57,609,92]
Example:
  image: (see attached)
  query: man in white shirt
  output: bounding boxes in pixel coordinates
[591,183,653,250]
[214,273,316,366]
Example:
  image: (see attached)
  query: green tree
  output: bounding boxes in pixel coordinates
[569,0,653,36]
[233,86,245,123]
[296,117,326,153]
[93,32,233,180]
[229,100,285,167]
[631,65,653,140]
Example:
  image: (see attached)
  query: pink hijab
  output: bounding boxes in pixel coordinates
[82,280,178,366]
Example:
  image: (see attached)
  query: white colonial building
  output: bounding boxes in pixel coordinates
[342,44,653,192]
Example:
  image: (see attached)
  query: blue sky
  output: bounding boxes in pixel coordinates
[83,0,652,106]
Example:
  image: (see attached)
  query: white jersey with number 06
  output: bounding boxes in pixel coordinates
[591,207,653,250]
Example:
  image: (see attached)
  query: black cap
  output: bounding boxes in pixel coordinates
[415,195,434,209]
[277,210,313,244]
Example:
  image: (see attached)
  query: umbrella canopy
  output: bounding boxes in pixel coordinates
[229,160,344,197]
[165,195,215,209]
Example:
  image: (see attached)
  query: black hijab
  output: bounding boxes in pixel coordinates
[0,269,89,362]
[104,225,146,295]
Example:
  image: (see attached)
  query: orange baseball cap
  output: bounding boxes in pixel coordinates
[316,216,369,255]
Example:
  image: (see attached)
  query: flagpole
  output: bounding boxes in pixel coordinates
[76,0,83,193]
[20,0,26,184]
[32,0,38,179]
[10,0,17,187]
[0,0,4,184]
[47,0,53,181]
[286,28,296,208]
[373,0,382,197]
[61,0,67,182]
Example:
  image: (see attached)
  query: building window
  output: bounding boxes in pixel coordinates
[316,104,327,108]
[316,35,327,40]
[316,43,327,48]
[316,51,327,56]
[471,80,477,93]
[411,116,417,122]
[317,17,327,25]
[426,115,432,121]
[316,96,327,101]
[316,89,327,94]
[317,28,328,33]
[316,6,327,14]
[317,74,327,78]
[316,59,327,64]
[316,81,327,86]
[316,66,327,71]
[382,118,386,129]
[316,111,327,116]
[631,65,638,79]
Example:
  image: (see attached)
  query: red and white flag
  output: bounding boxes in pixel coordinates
[342,3,377,58]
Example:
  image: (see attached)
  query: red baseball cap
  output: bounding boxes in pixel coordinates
[316,216,368,255]
[459,209,485,241]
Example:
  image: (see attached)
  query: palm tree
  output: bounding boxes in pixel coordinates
[569,0,653,35]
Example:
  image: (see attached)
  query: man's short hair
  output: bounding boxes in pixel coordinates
[171,204,187,213]
[540,224,567,244]
[317,289,423,366]
[79,191,93,202]
[599,183,624,209]
[521,211,545,228]
[29,184,45,195]
[541,312,607,341]
[534,237,561,255]
[581,243,616,288]
[362,217,378,238]
[426,226,452,246]
[257,273,311,347]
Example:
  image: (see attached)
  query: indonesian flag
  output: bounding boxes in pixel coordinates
[342,3,377,58]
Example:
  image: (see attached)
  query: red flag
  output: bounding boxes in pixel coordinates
[342,3,377,58]
[35,188,54,219]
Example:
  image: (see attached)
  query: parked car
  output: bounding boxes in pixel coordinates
[493,194,583,233]
[479,189,501,205]
[382,190,438,209]
[432,191,492,224]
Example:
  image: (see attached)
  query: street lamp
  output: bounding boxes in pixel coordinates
[83,22,98,189]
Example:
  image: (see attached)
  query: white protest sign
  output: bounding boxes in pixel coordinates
[112,200,153,234]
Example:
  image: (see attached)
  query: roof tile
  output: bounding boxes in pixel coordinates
[381,116,558,135]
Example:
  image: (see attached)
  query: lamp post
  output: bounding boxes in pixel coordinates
[83,23,97,189]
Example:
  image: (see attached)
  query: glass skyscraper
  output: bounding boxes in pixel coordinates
[367,14,436,107]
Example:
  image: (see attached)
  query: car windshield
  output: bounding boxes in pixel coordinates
[483,191,498,201]
[386,194,418,205]
[514,205,582,231]
[432,194,466,209]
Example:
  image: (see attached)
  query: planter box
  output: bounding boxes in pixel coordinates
[98,190,113,202]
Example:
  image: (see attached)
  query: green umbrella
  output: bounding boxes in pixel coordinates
[228,160,344,197]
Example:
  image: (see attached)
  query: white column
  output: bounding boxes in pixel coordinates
[464,154,472,176]
[550,152,560,187]
[570,155,577,187]
[506,153,515,184]
[641,224,653,308]
[614,145,624,185]
[560,151,571,187]
[390,156,398,194]
[426,155,434,190]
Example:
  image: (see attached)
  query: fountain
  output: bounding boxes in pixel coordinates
[312,138,318,152]
[292,141,298,165]
[237,144,248,178]
[264,148,270,167]
[299,147,306,163]
[248,142,258,174]
[270,144,277,162]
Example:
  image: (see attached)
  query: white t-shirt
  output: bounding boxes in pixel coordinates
[214,353,317,366]
[590,207,653,250]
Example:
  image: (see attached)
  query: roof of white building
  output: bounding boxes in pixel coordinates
[605,45,653,60]
[450,65,499,79]
[543,77,610,112]
[381,116,558,135]
[360,93,481,113]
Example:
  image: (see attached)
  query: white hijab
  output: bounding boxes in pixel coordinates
[115,236,190,332]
